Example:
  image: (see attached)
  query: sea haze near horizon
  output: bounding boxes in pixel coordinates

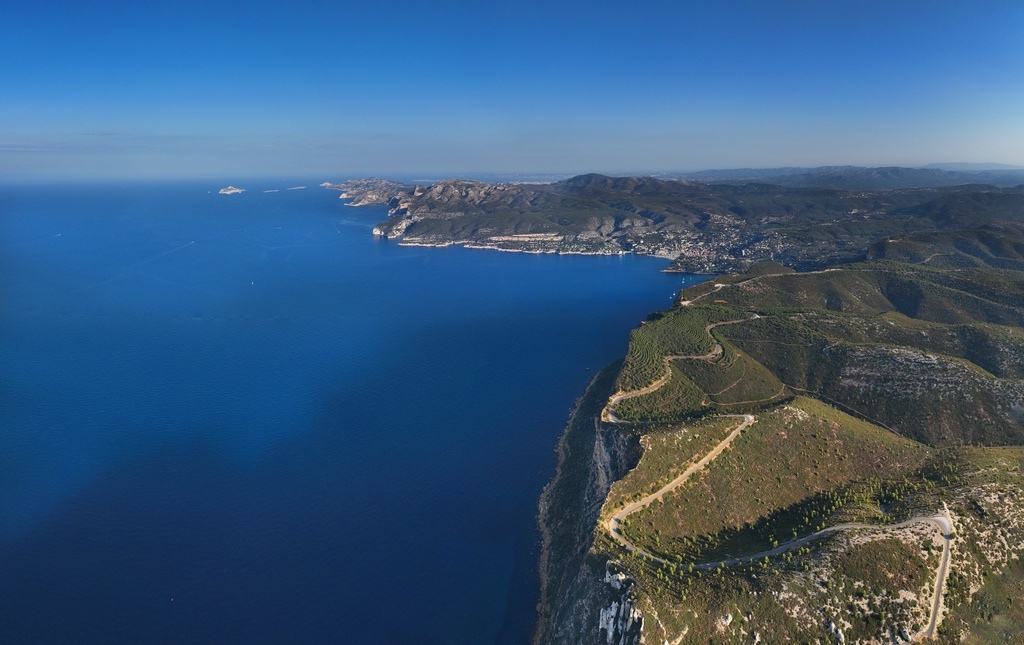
[0,182,706,643]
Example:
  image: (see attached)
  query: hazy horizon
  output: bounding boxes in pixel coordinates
[4,1,1023,180]
[6,162,1024,188]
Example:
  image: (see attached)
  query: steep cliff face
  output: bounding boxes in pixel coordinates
[535,366,643,645]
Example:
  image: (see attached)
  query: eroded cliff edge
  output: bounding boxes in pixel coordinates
[534,364,643,645]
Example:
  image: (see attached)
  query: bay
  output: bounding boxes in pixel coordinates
[0,181,706,643]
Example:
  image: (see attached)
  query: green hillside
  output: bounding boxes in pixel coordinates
[586,224,1024,643]
[866,223,1024,271]
[605,250,1024,446]
[604,398,934,562]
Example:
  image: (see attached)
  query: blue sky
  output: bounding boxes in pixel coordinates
[3,0,1023,179]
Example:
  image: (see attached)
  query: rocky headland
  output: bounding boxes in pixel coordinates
[327,173,1024,273]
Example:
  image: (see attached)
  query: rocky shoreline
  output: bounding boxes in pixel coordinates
[533,364,644,645]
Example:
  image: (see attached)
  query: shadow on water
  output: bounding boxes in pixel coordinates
[0,312,593,644]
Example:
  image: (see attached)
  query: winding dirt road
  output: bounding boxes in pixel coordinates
[924,510,954,639]
[600,305,953,640]
[606,414,754,554]
[604,417,953,640]
[601,316,755,423]
[678,267,841,307]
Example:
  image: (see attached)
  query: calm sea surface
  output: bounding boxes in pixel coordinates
[0,181,706,643]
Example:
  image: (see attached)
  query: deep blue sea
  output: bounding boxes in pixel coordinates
[0,181,706,643]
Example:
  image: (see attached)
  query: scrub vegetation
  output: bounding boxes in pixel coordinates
[585,224,1024,644]
[615,305,741,392]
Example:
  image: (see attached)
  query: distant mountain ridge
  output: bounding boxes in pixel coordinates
[923,162,1024,171]
[671,165,1024,190]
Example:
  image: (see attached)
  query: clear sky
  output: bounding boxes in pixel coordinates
[3,0,1023,180]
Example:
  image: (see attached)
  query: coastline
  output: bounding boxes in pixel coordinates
[399,240,623,256]
[533,373,600,642]
[399,239,708,272]
[2,183,698,643]
[532,362,643,645]
[386,237,702,266]
[337,185,722,271]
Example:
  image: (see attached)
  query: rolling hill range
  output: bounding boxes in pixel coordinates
[634,258,1024,446]
[536,225,1024,644]
[867,222,1024,271]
